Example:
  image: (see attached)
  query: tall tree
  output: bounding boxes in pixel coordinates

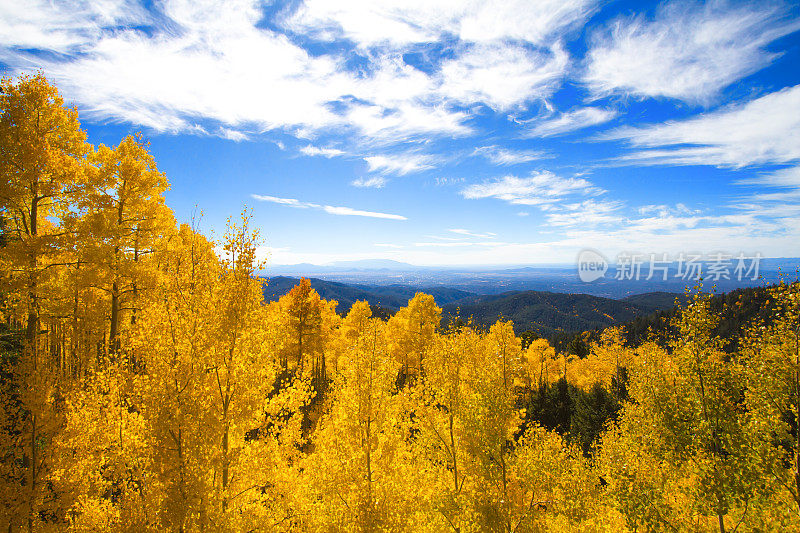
[82,134,172,356]
[386,292,441,385]
[0,73,88,532]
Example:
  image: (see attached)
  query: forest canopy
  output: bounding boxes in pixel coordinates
[2,73,800,532]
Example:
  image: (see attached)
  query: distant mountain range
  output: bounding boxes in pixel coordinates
[263,258,798,299]
[262,276,474,311]
[441,290,689,337]
[261,276,688,336]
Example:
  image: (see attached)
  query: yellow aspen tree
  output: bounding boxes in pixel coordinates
[460,320,527,531]
[205,212,310,530]
[601,294,759,532]
[597,342,697,531]
[386,292,441,385]
[740,282,800,526]
[486,320,522,392]
[276,278,337,389]
[298,316,432,531]
[521,338,558,390]
[81,134,172,356]
[52,360,158,532]
[508,425,620,531]
[327,299,372,381]
[567,327,629,393]
[130,223,220,532]
[413,324,482,531]
[0,73,88,532]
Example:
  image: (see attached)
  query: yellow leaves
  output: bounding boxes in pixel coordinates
[385,292,441,381]
[4,73,800,531]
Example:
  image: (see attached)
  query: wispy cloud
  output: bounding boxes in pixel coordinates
[0,0,150,52]
[637,203,701,217]
[601,84,800,168]
[251,194,407,220]
[300,145,345,157]
[438,42,569,111]
[414,241,510,248]
[0,1,468,142]
[351,176,388,188]
[219,128,249,142]
[461,171,602,206]
[738,165,800,189]
[584,1,800,103]
[363,153,435,175]
[543,199,623,227]
[525,107,616,137]
[448,228,497,239]
[283,0,596,47]
[472,145,548,166]
[0,0,604,145]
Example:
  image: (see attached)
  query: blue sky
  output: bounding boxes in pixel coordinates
[2,0,800,266]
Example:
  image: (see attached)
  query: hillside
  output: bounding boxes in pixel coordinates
[263,277,691,335]
[262,276,475,313]
[621,291,690,311]
[442,291,662,336]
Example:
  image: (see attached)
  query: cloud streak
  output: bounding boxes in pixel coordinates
[363,153,435,175]
[602,84,800,168]
[461,171,602,206]
[251,194,407,220]
[525,107,616,137]
[472,145,549,166]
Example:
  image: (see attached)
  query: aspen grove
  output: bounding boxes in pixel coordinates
[2,74,800,532]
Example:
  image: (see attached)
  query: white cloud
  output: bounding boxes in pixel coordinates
[637,203,702,217]
[251,194,406,220]
[0,0,600,145]
[525,107,616,137]
[448,228,496,239]
[585,1,800,103]
[351,176,387,188]
[251,195,310,207]
[0,0,149,53]
[283,0,596,48]
[439,42,569,111]
[738,165,800,189]
[543,199,624,227]
[414,241,510,248]
[461,171,602,206]
[472,145,548,166]
[1,0,473,142]
[322,205,405,219]
[602,85,800,168]
[363,153,435,175]
[219,127,249,142]
[300,145,345,157]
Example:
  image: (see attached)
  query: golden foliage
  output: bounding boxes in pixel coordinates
[1,74,798,532]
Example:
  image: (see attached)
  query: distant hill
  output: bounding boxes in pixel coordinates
[621,291,689,311]
[261,276,475,313]
[261,277,694,336]
[442,291,663,337]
